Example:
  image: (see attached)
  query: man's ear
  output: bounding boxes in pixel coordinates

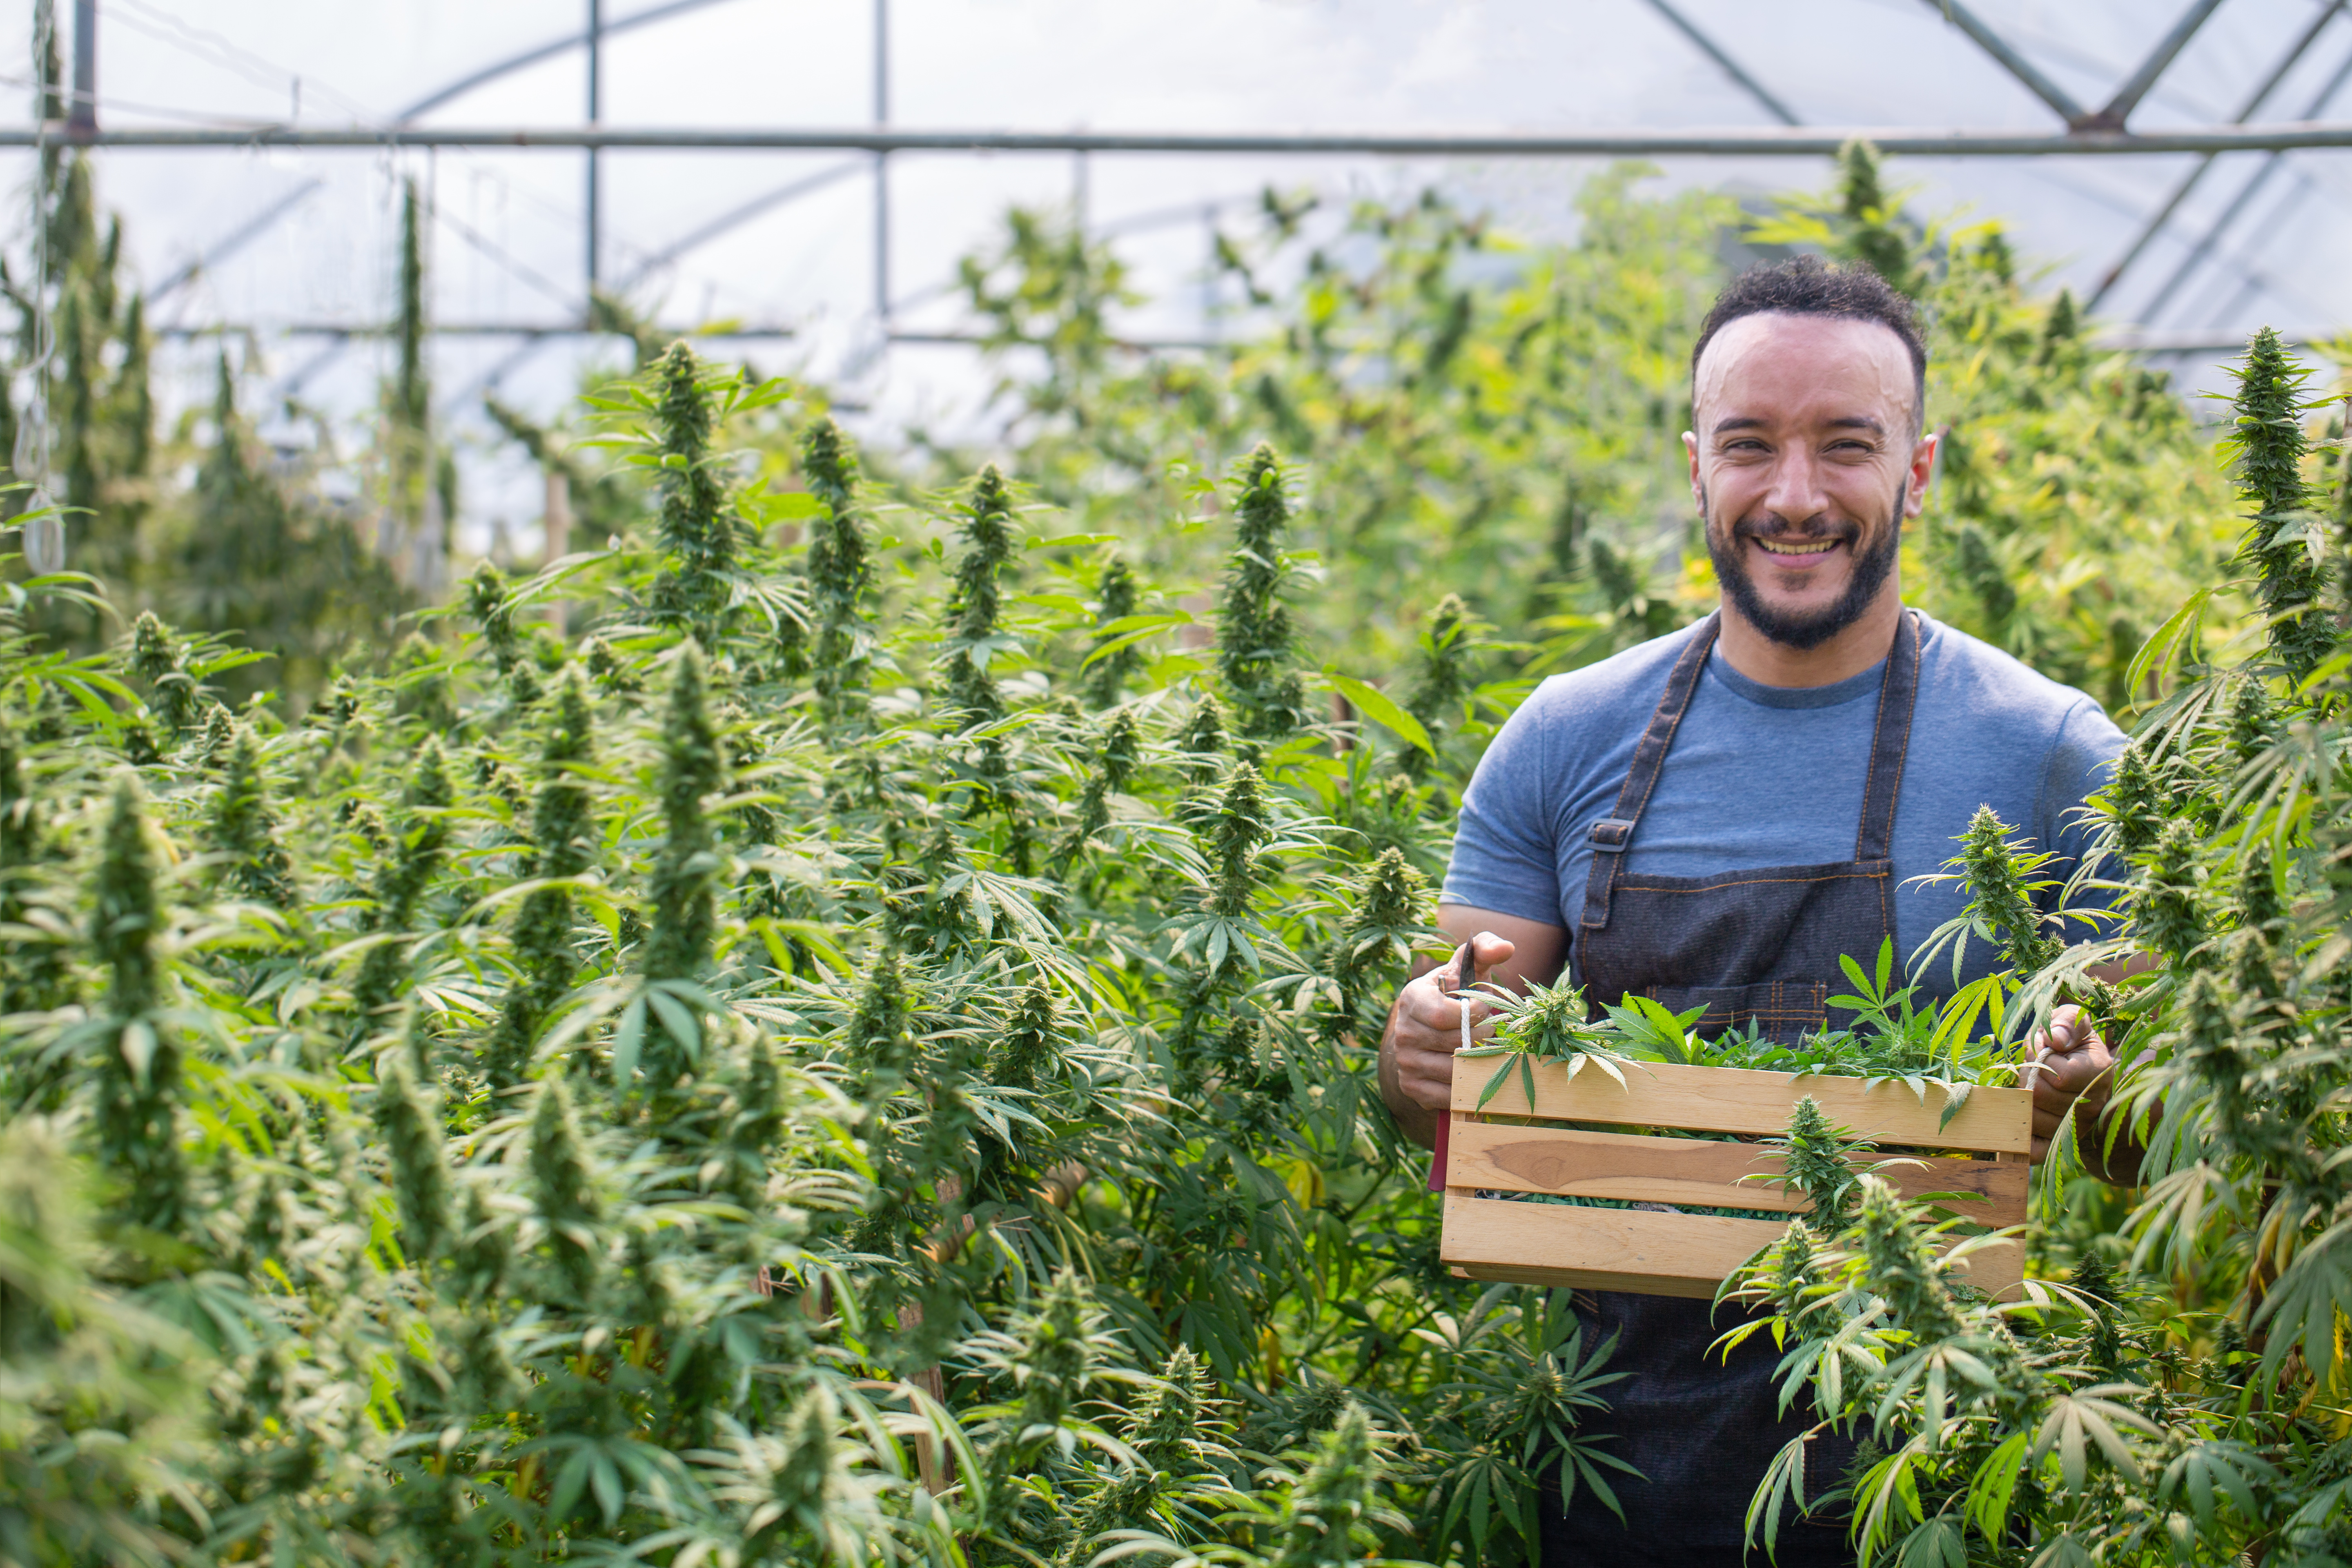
[1902,428,1940,518]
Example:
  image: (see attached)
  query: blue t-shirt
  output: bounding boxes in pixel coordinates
[1441,612,2127,1001]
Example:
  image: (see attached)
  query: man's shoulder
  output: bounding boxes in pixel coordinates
[1915,613,2114,735]
[1519,617,1710,726]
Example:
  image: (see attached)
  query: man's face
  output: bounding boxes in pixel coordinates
[1684,312,1936,650]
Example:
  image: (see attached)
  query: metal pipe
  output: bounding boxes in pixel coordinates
[2095,327,2326,353]
[68,0,94,136]
[2088,0,2342,309]
[2136,42,2352,324]
[1918,0,2086,125]
[156,320,801,338]
[2087,0,2225,129]
[586,0,602,297]
[151,321,1238,351]
[20,121,2352,154]
[1639,0,1801,126]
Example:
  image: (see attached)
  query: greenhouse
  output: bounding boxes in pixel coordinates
[4,2,2352,1564]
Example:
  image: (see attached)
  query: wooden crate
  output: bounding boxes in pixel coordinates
[1440,1059,2033,1301]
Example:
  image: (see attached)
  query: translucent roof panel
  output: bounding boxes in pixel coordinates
[4,0,2346,552]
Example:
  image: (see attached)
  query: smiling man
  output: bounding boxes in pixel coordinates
[1379,257,2130,1566]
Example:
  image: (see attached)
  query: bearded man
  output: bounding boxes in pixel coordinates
[1379,256,2131,1566]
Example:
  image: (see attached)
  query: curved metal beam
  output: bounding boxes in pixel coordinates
[152,178,323,303]
[2136,43,2352,324]
[392,0,742,125]
[2089,0,2343,308]
[618,158,867,290]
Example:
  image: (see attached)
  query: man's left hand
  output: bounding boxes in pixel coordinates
[2026,1003,2116,1164]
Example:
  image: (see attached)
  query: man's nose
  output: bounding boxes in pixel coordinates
[1760,449,1832,523]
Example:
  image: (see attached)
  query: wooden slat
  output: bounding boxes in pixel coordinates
[1449,1058,2031,1154]
[1441,1190,1782,1298]
[1447,1119,2029,1225]
[1440,1192,2025,1301]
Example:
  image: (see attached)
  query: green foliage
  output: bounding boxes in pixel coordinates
[205,722,294,908]
[1764,1095,1876,1234]
[5,148,2349,1568]
[352,737,454,1021]
[483,667,597,1089]
[802,415,877,724]
[7,130,152,615]
[385,176,435,589]
[945,168,1737,723]
[1830,138,1923,298]
[2219,326,2333,682]
[7,141,402,700]
[1956,802,2066,976]
[87,776,183,1235]
[643,642,722,989]
[0,1115,203,1567]
[941,465,1017,722]
[164,355,409,704]
[0,351,1616,1568]
[1219,445,1312,739]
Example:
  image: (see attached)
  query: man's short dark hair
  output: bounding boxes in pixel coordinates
[1690,256,1927,432]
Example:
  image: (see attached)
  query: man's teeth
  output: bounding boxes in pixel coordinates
[1755,537,1839,556]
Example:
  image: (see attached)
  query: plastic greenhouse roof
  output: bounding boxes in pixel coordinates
[6,0,2348,552]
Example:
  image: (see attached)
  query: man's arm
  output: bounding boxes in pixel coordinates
[1378,906,1568,1149]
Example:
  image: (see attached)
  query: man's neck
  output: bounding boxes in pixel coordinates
[1715,585,1905,688]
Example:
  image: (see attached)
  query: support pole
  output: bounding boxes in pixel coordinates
[2086,0,2224,129]
[873,0,890,324]
[586,0,602,303]
[1919,0,2087,126]
[68,0,94,137]
[1639,0,1800,126]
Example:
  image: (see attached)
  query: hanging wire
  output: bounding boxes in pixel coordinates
[108,0,380,123]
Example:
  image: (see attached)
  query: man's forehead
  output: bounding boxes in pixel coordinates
[1711,412,1890,436]
[1693,312,1918,420]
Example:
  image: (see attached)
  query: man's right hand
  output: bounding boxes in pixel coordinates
[1380,929,1517,1148]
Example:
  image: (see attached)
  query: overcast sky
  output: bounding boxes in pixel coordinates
[4,0,2347,552]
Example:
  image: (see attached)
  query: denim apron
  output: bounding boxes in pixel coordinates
[1542,608,1920,1567]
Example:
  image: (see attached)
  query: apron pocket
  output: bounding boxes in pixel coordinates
[1643,980,1827,1043]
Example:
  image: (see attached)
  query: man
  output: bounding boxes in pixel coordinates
[1378,256,2128,1566]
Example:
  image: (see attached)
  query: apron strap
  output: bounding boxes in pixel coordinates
[1580,614,1720,934]
[1854,609,1922,863]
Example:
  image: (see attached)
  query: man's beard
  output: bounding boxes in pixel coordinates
[1704,494,1901,653]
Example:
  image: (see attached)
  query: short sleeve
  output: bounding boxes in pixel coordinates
[2036,697,2128,923]
[1440,691,1567,928]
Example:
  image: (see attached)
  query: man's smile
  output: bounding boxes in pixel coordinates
[1748,534,1846,567]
